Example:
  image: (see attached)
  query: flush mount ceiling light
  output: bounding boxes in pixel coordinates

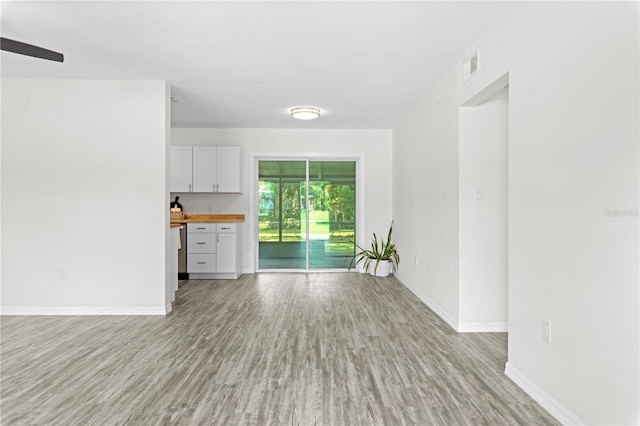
[290,107,321,120]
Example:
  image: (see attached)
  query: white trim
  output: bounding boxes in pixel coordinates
[393,272,459,332]
[505,362,586,425]
[0,306,169,316]
[189,273,241,279]
[305,159,310,268]
[356,155,366,272]
[249,152,258,273]
[165,304,173,315]
[395,269,582,425]
[394,272,508,333]
[457,322,508,333]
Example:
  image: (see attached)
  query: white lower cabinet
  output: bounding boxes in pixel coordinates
[215,233,236,273]
[187,254,217,273]
[186,225,216,273]
[186,222,242,279]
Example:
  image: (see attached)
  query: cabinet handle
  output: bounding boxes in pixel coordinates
[217,235,220,243]
[216,183,219,192]
[196,227,206,230]
[196,242,206,245]
[196,262,206,264]
[221,227,230,230]
[213,184,215,192]
[189,183,192,192]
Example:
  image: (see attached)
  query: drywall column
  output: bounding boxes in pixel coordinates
[458,98,508,331]
[459,2,639,423]
[1,79,169,314]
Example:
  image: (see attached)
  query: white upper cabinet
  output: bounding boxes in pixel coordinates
[192,146,217,192]
[169,146,193,192]
[170,146,242,193]
[216,146,242,193]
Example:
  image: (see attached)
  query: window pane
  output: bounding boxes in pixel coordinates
[308,161,356,269]
[258,161,307,269]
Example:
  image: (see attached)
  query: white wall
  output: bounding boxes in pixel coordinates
[1,79,170,314]
[459,98,508,329]
[394,2,639,424]
[170,128,393,272]
[0,81,3,308]
[392,67,462,328]
[501,4,638,424]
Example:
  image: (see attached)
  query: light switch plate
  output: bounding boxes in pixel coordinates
[541,320,551,343]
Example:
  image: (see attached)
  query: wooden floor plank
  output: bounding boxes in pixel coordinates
[1,273,558,425]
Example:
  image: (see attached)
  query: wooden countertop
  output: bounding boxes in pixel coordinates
[170,214,245,224]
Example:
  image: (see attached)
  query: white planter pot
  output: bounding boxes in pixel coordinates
[368,260,392,277]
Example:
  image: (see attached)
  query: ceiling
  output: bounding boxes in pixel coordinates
[0,1,511,129]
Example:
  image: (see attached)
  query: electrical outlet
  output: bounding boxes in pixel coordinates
[58,268,68,280]
[541,320,551,343]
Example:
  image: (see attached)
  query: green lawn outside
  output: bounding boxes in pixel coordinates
[258,213,355,256]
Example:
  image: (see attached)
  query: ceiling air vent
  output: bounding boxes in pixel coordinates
[463,51,479,83]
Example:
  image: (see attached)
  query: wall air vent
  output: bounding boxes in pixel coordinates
[463,51,479,83]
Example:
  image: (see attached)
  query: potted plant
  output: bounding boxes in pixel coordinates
[349,222,400,277]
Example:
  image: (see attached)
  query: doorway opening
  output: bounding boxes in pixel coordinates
[257,158,358,271]
[458,72,509,332]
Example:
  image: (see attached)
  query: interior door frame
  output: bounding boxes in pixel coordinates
[250,152,365,272]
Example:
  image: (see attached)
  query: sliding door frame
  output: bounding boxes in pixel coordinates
[250,152,365,272]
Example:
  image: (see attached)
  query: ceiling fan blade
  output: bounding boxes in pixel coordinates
[0,37,64,62]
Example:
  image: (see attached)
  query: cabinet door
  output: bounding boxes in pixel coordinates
[192,146,217,193]
[216,233,236,273]
[216,146,242,193]
[170,147,193,192]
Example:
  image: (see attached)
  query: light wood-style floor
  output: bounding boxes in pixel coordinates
[1,273,558,425]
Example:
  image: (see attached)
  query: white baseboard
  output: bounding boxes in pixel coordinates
[0,306,169,316]
[165,304,173,315]
[393,272,459,331]
[189,272,241,279]
[394,272,580,425]
[458,322,508,333]
[505,362,586,425]
[393,273,508,333]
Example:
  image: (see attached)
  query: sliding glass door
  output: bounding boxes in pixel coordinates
[258,159,356,270]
